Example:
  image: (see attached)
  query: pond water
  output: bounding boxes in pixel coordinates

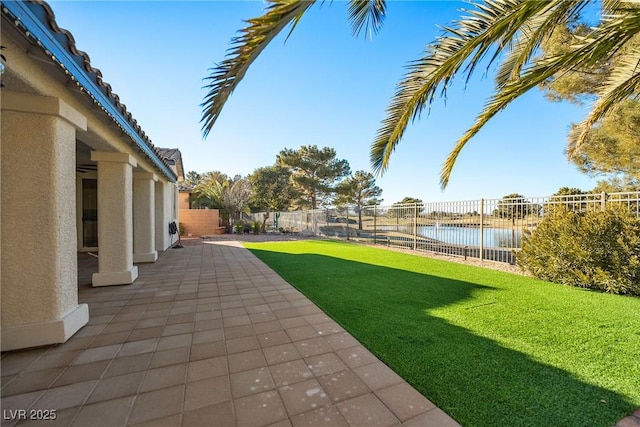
[380,225,523,248]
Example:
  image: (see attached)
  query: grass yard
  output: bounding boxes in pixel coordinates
[244,240,640,427]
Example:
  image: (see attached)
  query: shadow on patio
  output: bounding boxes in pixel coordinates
[1,239,458,427]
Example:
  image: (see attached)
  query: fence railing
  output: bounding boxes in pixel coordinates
[247,191,640,264]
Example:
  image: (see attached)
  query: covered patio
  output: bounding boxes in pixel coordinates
[1,239,459,427]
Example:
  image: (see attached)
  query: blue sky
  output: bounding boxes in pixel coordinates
[50,0,600,203]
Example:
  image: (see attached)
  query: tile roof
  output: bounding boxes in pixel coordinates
[1,1,179,182]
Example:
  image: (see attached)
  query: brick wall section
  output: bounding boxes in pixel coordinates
[178,209,224,236]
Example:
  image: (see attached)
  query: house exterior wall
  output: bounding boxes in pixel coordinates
[0,7,181,349]
[1,93,89,350]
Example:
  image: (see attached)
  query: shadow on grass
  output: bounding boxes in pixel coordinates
[249,248,635,427]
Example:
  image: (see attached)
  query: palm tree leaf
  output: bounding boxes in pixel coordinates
[348,0,387,38]
[201,0,316,138]
[441,5,640,187]
[370,0,563,175]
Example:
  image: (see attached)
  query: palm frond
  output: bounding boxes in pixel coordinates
[201,0,315,138]
[567,6,640,155]
[371,0,565,175]
[348,0,387,38]
[495,0,587,88]
[441,6,640,188]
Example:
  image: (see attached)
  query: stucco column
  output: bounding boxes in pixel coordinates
[133,172,158,263]
[155,180,172,251]
[91,151,139,286]
[1,92,89,351]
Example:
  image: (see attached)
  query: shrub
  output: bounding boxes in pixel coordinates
[252,221,261,235]
[234,222,245,234]
[517,204,640,295]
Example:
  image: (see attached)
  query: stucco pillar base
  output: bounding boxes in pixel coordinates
[1,304,89,352]
[92,266,139,287]
[133,251,158,264]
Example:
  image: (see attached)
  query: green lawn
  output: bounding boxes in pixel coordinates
[244,240,640,427]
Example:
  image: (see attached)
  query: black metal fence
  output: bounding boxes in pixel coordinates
[248,192,640,264]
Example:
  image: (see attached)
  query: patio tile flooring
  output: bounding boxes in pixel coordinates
[1,239,460,427]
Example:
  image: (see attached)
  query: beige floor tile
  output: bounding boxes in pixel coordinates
[305,353,348,377]
[53,360,110,387]
[293,337,333,358]
[234,390,288,427]
[32,380,98,411]
[181,401,234,427]
[279,317,309,329]
[403,408,462,427]
[250,312,278,323]
[290,404,349,427]
[262,343,303,365]
[128,384,184,425]
[313,321,345,336]
[353,362,404,391]
[230,367,275,398]
[156,333,192,351]
[278,378,330,416]
[149,347,191,369]
[1,368,65,396]
[129,414,181,427]
[127,327,164,342]
[187,356,228,382]
[88,331,131,348]
[317,370,370,403]
[118,339,158,358]
[104,353,152,378]
[87,371,145,403]
[72,395,134,427]
[140,364,187,392]
[192,328,224,345]
[190,342,226,361]
[226,336,260,354]
[162,323,194,337]
[184,376,231,411]
[336,346,379,369]
[326,333,360,351]
[285,326,320,342]
[253,320,283,334]
[224,324,255,339]
[23,350,81,372]
[0,390,45,413]
[257,330,291,348]
[375,382,436,422]
[336,393,400,427]
[72,344,122,365]
[228,349,267,374]
[223,315,251,328]
[269,360,314,387]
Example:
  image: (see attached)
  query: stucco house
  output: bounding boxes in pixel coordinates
[1,1,184,351]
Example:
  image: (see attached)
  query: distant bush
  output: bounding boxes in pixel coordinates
[517,205,640,295]
[252,221,261,235]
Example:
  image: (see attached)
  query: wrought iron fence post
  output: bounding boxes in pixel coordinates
[413,203,418,250]
[373,204,377,244]
[480,198,485,261]
[346,207,350,241]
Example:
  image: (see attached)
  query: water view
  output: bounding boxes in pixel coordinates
[380,225,523,248]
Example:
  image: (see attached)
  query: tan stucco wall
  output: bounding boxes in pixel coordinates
[179,209,223,236]
[179,191,190,210]
[2,36,175,187]
[1,110,80,324]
